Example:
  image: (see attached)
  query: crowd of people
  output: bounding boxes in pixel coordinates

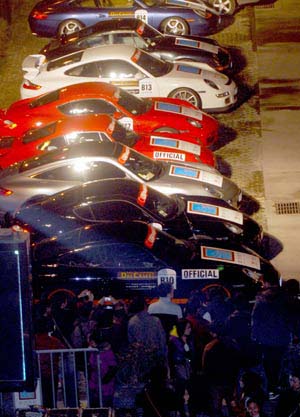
[33,275,300,417]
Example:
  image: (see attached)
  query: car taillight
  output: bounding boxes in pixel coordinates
[0,187,13,196]
[0,136,14,148]
[32,11,48,20]
[23,80,42,91]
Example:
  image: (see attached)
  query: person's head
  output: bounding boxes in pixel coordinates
[113,301,127,321]
[262,270,280,288]
[185,290,206,316]
[88,328,111,349]
[283,279,300,296]
[157,283,173,298]
[240,371,263,392]
[245,398,261,417]
[128,295,147,315]
[176,318,192,338]
[289,372,300,391]
[208,320,224,338]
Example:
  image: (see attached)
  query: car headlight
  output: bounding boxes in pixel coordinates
[224,222,243,235]
[204,78,218,90]
[188,119,202,128]
[216,91,230,98]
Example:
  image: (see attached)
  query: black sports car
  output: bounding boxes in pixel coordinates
[40,18,232,72]
[31,220,278,300]
[13,177,263,251]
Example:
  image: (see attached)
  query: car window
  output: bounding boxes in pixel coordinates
[77,34,110,48]
[22,122,57,144]
[66,61,101,77]
[29,90,60,108]
[37,132,107,152]
[112,33,146,49]
[59,243,165,268]
[98,60,144,79]
[34,164,85,181]
[77,0,99,7]
[89,201,147,221]
[34,160,125,182]
[133,49,172,77]
[48,52,84,71]
[58,99,116,116]
[101,0,133,8]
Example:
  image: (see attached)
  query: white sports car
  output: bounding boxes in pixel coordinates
[21,44,238,112]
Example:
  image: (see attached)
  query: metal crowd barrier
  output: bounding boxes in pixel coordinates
[36,347,102,409]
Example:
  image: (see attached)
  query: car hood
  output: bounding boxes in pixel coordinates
[149,98,206,123]
[154,36,220,55]
[168,63,230,85]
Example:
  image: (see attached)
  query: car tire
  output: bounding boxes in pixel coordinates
[160,17,189,36]
[168,88,202,108]
[58,19,84,36]
[210,0,236,15]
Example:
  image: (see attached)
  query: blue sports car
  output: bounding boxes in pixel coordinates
[28,0,223,38]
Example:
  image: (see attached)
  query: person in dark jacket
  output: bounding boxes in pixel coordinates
[202,321,242,417]
[251,272,293,395]
[275,370,300,417]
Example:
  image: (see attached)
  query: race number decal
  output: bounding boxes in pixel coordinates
[139,79,153,96]
[134,9,148,23]
[118,117,134,131]
[201,246,261,270]
[158,268,177,289]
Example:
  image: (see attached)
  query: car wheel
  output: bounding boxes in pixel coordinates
[58,19,84,36]
[210,0,236,15]
[160,17,189,36]
[168,88,202,108]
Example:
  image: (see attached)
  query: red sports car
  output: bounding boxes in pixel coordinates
[0,82,219,148]
[0,114,215,169]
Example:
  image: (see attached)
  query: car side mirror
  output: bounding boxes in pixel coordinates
[113,111,123,119]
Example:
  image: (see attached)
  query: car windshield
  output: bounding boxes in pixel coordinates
[117,89,151,115]
[136,21,163,41]
[133,49,172,77]
[22,122,57,144]
[144,190,180,220]
[111,121,139,147]
[117,146,162,181]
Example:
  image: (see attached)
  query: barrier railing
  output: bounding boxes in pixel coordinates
[35,348,103,410]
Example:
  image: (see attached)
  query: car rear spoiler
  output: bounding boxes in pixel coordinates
[22,54,46,76]
[166,0,221,16]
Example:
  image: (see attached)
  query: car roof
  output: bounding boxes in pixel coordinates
[30,82,119,106]
[23,113,114,138]
[71,44,137,62]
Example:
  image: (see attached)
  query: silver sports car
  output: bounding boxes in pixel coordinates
[0,141,241,220]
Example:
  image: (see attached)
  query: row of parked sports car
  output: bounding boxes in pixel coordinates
[0,1,278,301]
